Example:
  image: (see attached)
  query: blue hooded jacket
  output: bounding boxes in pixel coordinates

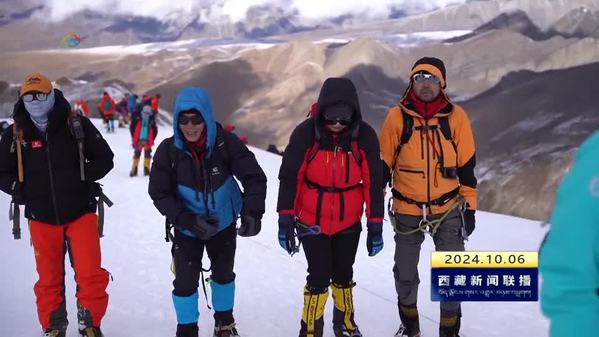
[127,94,137,112]
[171,87,241,233]
[540,132,599,336]
[173,87,217,158]
[149,87,266,238]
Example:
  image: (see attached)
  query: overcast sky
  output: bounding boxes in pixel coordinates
[45,0,467,22]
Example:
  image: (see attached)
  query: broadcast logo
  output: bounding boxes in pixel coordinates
[63,32,81,48]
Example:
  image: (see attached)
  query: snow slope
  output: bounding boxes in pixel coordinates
[0,120,549,337]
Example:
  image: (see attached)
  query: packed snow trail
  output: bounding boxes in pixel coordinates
[0,120,549,337]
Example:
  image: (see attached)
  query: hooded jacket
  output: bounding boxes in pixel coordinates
[277,78,384,235]
[131,106,157,149]
[540,132,599,337]
[0,89,114,225]
[98,94,116,117]
[148,87,267,236]
[380,70,477,216]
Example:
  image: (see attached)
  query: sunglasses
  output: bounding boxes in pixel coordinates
[324,118,352,126]
[179,114,204,125]
[22,92,49,102]
[413,73,440,84]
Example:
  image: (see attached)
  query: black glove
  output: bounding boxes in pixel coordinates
[11,181,24,205]
[278,214,297,255]
[89,182,102,196]
[238,212,262,237]
[463,209,475,236]
[366,221,384,257]
[175,212,219,240]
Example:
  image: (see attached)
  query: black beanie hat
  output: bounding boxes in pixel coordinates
[411,57,447,88]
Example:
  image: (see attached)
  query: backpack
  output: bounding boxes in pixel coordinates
[103,99,112,111]
[305,102,362,165]
[167,131,230,173]
[391,107,455,169]
[10,115,113,238]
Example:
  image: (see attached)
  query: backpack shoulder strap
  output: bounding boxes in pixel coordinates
[214,131,231,171]
[67,115,86,181]
[438,115,457,152]
[350,124,362,165]
[168,138,178,172]
[391,108,414,169]
[438,116,452,141]
[306,120,363,165]
[400,108,414,145]
[68,115,85,140]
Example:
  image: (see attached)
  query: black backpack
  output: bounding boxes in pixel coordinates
[391,108,455,169]
[167,132,230,173]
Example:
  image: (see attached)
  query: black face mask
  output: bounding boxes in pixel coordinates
[322,104,353,124]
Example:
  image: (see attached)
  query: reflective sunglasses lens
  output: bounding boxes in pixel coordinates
[413,73,439,84]
[35,93,48,101]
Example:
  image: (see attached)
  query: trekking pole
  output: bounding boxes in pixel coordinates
[14,126,24,183]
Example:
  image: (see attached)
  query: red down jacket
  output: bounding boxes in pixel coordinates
[277,78,384,235]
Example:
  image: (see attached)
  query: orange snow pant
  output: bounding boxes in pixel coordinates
[29,213,109,330]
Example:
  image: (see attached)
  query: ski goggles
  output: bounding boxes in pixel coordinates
[412,72,440,84]
[324,118,352,126]
[22,91,50,102]
[178,114,204,125]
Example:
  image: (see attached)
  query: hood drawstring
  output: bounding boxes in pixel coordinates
[200,157,211,215]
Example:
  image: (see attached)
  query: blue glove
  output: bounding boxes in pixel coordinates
[278,214,297,255]
[366,221,383,257]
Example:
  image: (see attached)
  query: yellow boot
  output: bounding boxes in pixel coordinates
[300,286,328,337]
[129,156,140,177]
[143,156,152,176]
[331,283,362,336]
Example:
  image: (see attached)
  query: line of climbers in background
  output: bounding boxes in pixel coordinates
[0,50,595,337]
[1,57,482,337]
[69,92,258,179]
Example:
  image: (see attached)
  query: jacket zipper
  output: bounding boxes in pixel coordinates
[331,145,338,233]
[45,133,61,224]
[200,157,210,216]
[398,168,425,179]
[425,104,431,208]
